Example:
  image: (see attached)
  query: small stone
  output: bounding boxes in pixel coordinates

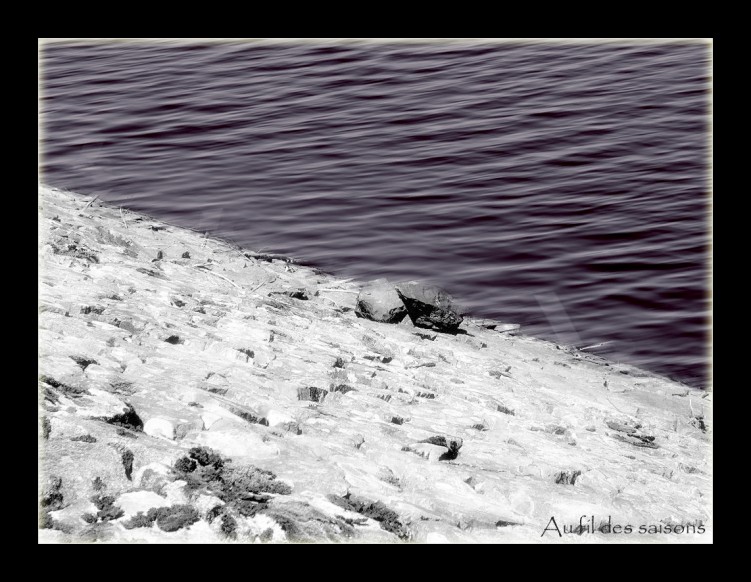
[395,283,463,333]
[355,280,408,324]
[265,409,294,428]
[402,443,446,462]
[284,288,310,300]
[297,386,328,403]
[416,435,463,460]
[144,418,176,440]
[116,491,171,519]
[351,434,365,449]
[104,403,144,431]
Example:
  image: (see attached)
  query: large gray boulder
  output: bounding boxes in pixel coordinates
[395,283,463,333]
[355,281,408,324]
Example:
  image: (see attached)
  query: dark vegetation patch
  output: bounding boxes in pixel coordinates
[174,456,197,473]
[333,357,345,368]
[390,416,405,425]
[554,470,582,485]
[171,447,292,520]
[50,242,99,263]
[259,502,356,542]
[123,505,199,532]
[41,477,64,511]
[90,494,125,522]
[496,404,515,415]
[326,494,410,540]
[206,505,224,524]
[164,335,184,345]
[42,417,51,439]
[238,348,255,361]
[122,511,155,529]
[80,305,105,315]
[105,404,144,431]
[71,434,97,443]
[81,512,98,524]
[222,466,293,499]
[182,251,191,259]
[121,449,134,480]
[153,505,199,532]
[220,513,238,538]
[116,428,139,439]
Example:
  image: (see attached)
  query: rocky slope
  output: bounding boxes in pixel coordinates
[38,184,712,543]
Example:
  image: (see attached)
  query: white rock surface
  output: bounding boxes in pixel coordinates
[38,185,713,544]
[143,418,176,440]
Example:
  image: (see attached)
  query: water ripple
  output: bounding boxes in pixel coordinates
[41,41,711,388]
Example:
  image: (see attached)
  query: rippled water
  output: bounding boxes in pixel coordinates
[40,40,711,388]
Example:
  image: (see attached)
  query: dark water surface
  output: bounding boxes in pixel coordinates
[40,41,711,388]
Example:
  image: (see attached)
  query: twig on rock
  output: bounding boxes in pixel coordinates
[196,265,243,292]
[83,195,99,210]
